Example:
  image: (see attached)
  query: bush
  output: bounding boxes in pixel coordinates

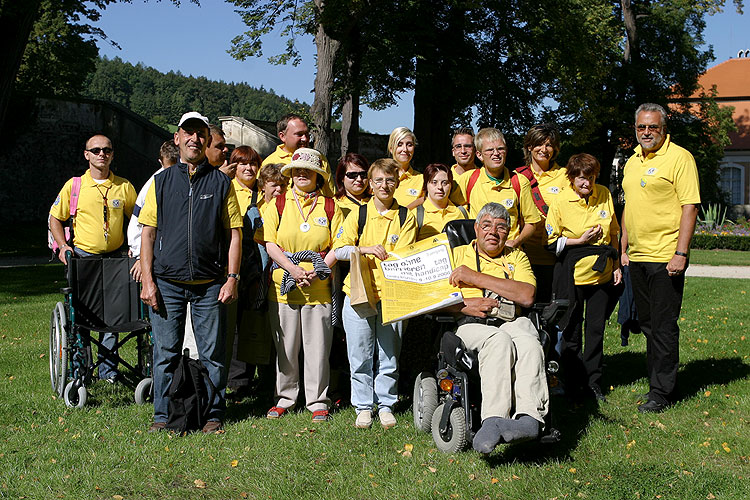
[691,233,750,250]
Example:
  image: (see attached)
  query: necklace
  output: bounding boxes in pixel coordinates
[293,189,318,232]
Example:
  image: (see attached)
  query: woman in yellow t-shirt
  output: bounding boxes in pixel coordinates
[546,153,621,403]
[332,158,417,429]
[257,148,344,422]
[334,152,371,218]
[388,127,423,208]
[412,163,468,241]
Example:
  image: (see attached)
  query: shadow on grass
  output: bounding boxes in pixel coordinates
[603,350,648,388]
[678,356,749,401]
[0,264,66,297]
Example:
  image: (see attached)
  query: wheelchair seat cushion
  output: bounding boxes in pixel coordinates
[440,331,479,375]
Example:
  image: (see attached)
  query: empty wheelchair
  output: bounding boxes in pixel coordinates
[49,251,153,408]
[412,219,567,453]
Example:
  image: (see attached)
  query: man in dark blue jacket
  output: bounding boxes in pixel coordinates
[139,111,242,433]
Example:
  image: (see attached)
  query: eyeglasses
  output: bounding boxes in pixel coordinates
[87,147,113,155]
[482,147,506,155]
[345,171,368,180]
[479,221,510,233]
[372,177,396,186]
[452,143,474,151]
[636,124,662,132]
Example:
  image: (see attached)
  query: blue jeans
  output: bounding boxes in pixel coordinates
[150,278,227,423]
[73,247,117,380]
[342,296,403,414]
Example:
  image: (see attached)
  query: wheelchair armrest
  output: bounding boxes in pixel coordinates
[540,299,569,325]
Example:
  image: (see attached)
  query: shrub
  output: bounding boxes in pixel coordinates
[691,233,750,250]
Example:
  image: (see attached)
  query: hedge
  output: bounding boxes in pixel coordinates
[691,234,750,251]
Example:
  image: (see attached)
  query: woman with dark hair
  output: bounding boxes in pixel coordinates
[335,152,371,218]
[514,123,568,302]
[546,153,621,403]
[412,163,468,241]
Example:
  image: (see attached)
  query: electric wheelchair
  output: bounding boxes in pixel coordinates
[49,250,153,408]
[412,220,567,453]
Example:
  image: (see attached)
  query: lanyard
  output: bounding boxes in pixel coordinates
[292,189,318,232]
[475,243,510,279]
[95,184,112,242]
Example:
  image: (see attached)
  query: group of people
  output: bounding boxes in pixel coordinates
[49,103,699,453]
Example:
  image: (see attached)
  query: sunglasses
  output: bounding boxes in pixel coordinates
[345,171,367,180]
[87,147,113,155]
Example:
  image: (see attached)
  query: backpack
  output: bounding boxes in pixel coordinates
[166,349,216,434]
[510,165,549,216]
[415,204,468,231]
[357,203,408,239]
[47,176,82,256]
[240,190,264,281]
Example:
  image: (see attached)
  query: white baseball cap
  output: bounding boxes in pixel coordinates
[177,111,209,128]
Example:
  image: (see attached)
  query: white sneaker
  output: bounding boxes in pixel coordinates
[355,410,373,429]
[379,411,397,429]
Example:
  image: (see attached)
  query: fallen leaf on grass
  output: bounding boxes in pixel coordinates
[428,466,437,473]
[231,460,239,467]
[722,443,731,453]
[626,440,636,449]
[468,474,476,480]
[706,494,716,499]
[113,496,124,500]
[491,478,499,484]
[569,468,577,473]
[240,493,248,499]
[194,479,206,489]
[404,443,413,452]
[704,391,711,397]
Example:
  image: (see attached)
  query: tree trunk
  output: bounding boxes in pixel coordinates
[340,31,361,157]
[310,0,341,160]
[413,54,454,169]
[0,0,43,133]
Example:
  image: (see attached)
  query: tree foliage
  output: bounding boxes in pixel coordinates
[84,56,309,128]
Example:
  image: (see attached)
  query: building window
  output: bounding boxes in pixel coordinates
[720,164,744,205]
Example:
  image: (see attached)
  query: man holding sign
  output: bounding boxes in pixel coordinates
[447,202,548,455]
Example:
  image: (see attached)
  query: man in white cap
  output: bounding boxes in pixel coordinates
[139,111,243,433]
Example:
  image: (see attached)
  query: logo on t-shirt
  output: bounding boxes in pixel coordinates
[507,264,515,272]
[547,186,560,194]
[390,234,399,244]
[53,195,60,206]
[111,199,122,209]
[314,217,328,227]
[546,223,554,235]
[645,167,657,176]
[640,178,647,188]
[408,188,418,196]
[336,226,344,238]
[503,199,514,209]
[599,210,608,219]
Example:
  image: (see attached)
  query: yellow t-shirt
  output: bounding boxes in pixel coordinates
[546,184,620,285]
[451,167,541,240]
[393,166,423,207]
[232,178,260,217]
[412,198,469,241]
[257,189,344,305]
[451,241,536,298]
[622,135,701,262]
[50,170,137,254]
[260,144,335,197]
[520,164,569,266]
[335,194,370,220]
[332,199,417,301]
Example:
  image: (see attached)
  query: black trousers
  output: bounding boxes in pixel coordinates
[629,261,685,404]
[561,282,613,390]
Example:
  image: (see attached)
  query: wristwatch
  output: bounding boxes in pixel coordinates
[674,251,688,257]
[227,273,240,281]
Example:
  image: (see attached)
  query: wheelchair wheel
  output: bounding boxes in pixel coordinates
[63,380,88,408]
[431,403,469,453]
[134,377,153,405]
[413,372,438,433]
[49,302,68,397]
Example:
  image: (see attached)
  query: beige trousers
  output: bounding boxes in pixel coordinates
[268,301,332,412]
[456,316,549,423]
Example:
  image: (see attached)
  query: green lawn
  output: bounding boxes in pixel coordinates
[689,249,750,267]
[1,265,748,499]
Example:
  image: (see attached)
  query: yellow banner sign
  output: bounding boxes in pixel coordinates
[380,233,463,325]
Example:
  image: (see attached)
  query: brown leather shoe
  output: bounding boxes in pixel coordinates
[148,422,166,433]
[202,420,224,433]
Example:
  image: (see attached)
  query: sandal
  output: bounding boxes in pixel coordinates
[311,410,329,422]
[267,406,288,419]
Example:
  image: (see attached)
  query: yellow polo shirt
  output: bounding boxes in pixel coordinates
[393,166,423,207]
[260,144,335,197]
[332,199,417,301]
[50,170,137,254]
[335,194,370,219]
[521,164,569,266]
[451,241,536,298]
[413,199,469,241]
[257,189,344,305]
[622,135,701,262]
[546,184,619,285]
[450,167,541,240]
[451,163,479,177]
[232,178,260,216]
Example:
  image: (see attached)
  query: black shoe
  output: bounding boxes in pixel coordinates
[589,384,607,403]
[638,399,667,413]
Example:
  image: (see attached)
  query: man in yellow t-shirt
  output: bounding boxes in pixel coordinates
[49,134,137,383]
[139,111,243,434]
[450,128,541,247]
[621,103,700,414]
[446,202,547,455]
[450,127,480,178]
[260,114,335,197]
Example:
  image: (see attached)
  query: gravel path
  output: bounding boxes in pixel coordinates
[686,264,750,279]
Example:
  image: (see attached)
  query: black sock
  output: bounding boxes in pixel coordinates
[472,417,506,454]
[499,415,540,443]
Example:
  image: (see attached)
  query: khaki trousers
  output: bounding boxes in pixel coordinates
[456,316,548,423]
[268,301,332,412]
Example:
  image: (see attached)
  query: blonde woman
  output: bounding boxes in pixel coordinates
[388,127,422,208]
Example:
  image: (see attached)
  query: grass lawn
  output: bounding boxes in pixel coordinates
[689,249,750,267]
[1,265,748,499]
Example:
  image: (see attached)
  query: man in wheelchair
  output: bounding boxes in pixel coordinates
[446,202,548,454]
